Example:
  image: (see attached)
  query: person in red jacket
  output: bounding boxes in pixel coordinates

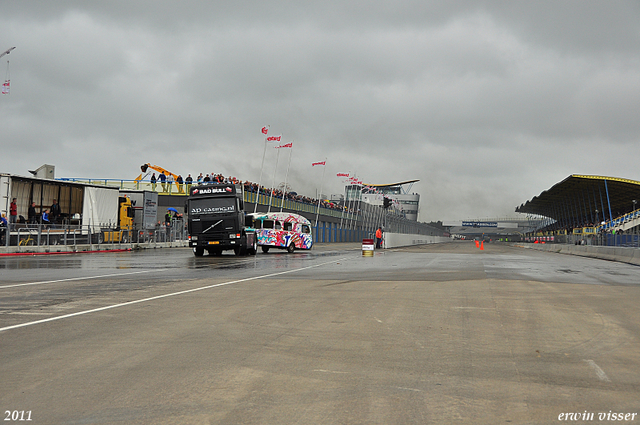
[375,227,383,249]
[9,198,18,227]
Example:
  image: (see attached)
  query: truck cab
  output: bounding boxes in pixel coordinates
[187,184,257,256]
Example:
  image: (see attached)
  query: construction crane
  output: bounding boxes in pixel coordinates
[135,163,179,182]
[0,47,16,59]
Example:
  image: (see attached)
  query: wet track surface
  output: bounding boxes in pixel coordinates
[0,246,353,327]
[1,242,640,424]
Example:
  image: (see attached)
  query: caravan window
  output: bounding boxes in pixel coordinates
[262,220,274,229]
[283,222,293,231]
[302,225,310,234]
[275,221,282,230]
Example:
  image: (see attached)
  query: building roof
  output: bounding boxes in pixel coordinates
[364,179,420,188]
[515,174,640,222]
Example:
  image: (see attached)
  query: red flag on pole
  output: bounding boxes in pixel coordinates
[261,126,269,135]
[275,142,292,148]
[266,135,282,142]
[336,173,349,177]
[312,161,326,166]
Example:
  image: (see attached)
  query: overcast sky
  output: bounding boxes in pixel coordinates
[1,1,639,221]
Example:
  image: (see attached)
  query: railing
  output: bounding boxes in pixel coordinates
[57,177,412,227]
[597,208,640,232]
[53,178,446,242]
[2,220,187,250]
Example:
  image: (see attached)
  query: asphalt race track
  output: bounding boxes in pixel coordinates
[1,242,639,424]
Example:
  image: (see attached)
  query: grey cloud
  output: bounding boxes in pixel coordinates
[1,1,639,221]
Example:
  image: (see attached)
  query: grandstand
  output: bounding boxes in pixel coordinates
[516,175,640,246]
[346,180,421,221]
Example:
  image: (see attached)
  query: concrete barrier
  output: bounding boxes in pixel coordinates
[383,233,450,249]
[518,243,640,266]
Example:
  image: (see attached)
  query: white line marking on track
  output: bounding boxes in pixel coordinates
[0,257,350,333]
[0,269,169,289]
[584,359,611,382]
[394,386,422,392]
[313,370,349,374]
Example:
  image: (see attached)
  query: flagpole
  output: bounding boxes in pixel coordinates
[254,126,270,213]
[280,142,293,213]
[348,174,358,230]
[254,140,267,213]
[268,145,281,213]
[346,174,355,230]
[339,173,348,229]
[314,158,327,228]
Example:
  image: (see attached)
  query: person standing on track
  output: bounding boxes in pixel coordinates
[375,226,383,249]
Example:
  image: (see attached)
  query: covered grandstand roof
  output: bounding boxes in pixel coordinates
[364,179,419,188]
[516,175,640,225]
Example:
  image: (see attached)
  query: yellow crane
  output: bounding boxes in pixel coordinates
[134,163,179,182]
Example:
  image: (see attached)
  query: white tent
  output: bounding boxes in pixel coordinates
[81,186,119,232]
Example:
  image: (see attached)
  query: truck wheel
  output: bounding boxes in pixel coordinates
[194,247,204,257]
[287,242,295,254]
[261,246,270,253]
[248,239,257,255]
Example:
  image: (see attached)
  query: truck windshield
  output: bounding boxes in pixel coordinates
[190,198,236,216]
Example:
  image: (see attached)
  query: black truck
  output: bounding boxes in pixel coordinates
[186,183,257,256]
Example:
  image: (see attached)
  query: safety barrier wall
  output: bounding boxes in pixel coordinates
[383,233,451,248]
[520,243,640,266]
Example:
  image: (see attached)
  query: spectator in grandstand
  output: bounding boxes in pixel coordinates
[41,209,50,227]
[50,199,61,225]
[158,172,167,192]
[28,202,38,225]
[167,173,175,193]
[150,173,157,191]
[0,214,6,244]
[10,198,17,227]
[176,175,184,194]
[185,174,193,193]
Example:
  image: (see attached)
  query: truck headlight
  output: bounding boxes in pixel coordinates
[229,234,236,239]
[190,235,198,241]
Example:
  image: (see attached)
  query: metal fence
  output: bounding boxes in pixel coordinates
[567,232,640,248]
[1,219,187,250]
